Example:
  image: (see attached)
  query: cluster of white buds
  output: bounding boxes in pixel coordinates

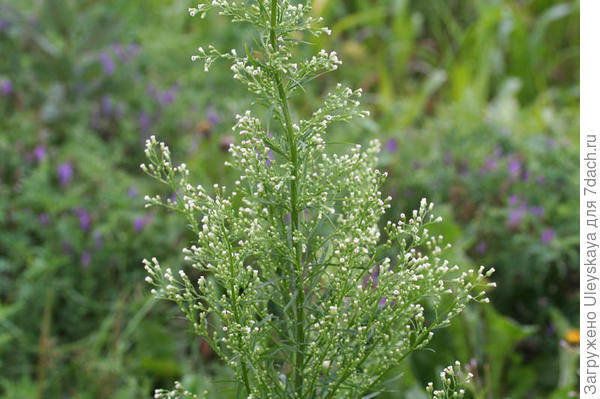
[426,361,473,399]
[154,381,201,399]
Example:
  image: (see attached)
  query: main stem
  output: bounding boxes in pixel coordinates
[269,1,305,396]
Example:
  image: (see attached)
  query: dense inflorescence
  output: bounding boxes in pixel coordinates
[142,1,493,397]
[425,362,474,399]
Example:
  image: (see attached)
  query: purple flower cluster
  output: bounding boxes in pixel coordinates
[90,95,127,135]
[99,52,115,75]
[133,214,153,232]
[507,158,521,180]
[0,18,11,32]
[385,138,397,153]
[480,156,498,174]
[98,43,141,75]
[74,208,91,231]
[147,84,179,107]
[541,228,556,245]
[530,206,545,218]
[57,162,74,186]
[480,147,503,174]
[1,78,13,96]
[504,194,556,245]
[505,195,546,227]
[81,251,92,267]
[362,265,380,290]
[38,213,50,225]
[113,43,140,62]
[206,107,220,125]
[34,145,46,162]
[476,241,487,255]
[265,150,274,168]
[506,205,527,228]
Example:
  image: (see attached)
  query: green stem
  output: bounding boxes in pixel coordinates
[269,1,305,396]
[223,225,252,394]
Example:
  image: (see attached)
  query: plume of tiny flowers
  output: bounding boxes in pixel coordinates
[153,381,202,399]
[142,1,493,398]
[426,361,473,399]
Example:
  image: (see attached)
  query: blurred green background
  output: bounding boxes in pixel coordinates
[0,0,579,398]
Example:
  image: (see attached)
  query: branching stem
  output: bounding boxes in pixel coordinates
[269,0,305,396]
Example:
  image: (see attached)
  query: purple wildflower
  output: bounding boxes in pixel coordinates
[206,107,220,125]
[465,358,478,373]
[370,265,380,290]
[133,217,145,232]
[133,216,149,232]
[75,208,91,231]
[101,95,113,115]
[508,195,520,206]
[0,19,11,32]
[158,90,176,106]
[378,297,387,307]
[507,205,526,228]
[476,241,487,255]
[38,213,50,225]
[507,158,521,180]
[385,138,397,153]
[362,266,380,290]
[480,156,498,174]
[57,162,73,186]
[265,149,274,168]
[361,274,370,291]
[522,168,530,181]
[34,145,46,162]
[113,43,139,62]
[128,186,139,198]
[1,79,12,96]
[99,52,115,75]
[156,85,179,107]
[113,44,126,61]
[530,206,545,218]
[536,175,546,185]
[541,228,556,245]
[81,251,92,267]
[559,340,567,348]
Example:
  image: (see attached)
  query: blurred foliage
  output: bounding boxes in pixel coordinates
[0,0,578,398]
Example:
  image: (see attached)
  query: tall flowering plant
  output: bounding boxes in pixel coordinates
[142,1,493,397]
